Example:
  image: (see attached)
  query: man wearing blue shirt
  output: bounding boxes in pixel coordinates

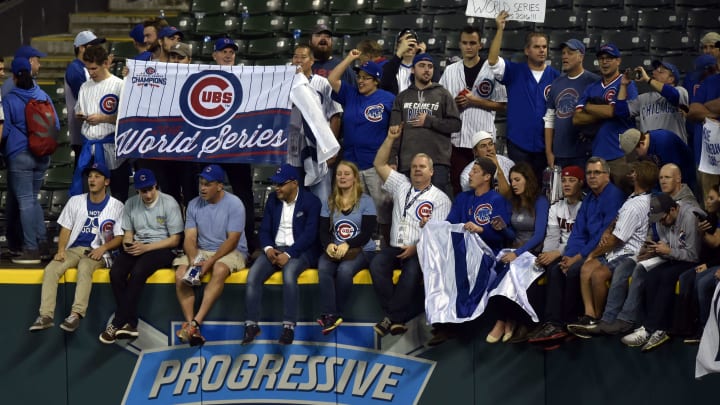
[488,10,560,180]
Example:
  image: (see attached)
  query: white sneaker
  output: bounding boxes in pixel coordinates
[621,326,650,347]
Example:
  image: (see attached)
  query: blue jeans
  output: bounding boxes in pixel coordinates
[697,266,719,328]
[615,263,649,323]
[8,150,49,250]
[318,250,373,316]
[600,256,637,322]
[369,246,422,323]
[245,250,310,324]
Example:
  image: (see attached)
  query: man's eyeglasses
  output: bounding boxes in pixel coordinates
[586,170,607,176]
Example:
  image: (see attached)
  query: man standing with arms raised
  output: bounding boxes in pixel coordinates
[440,25,507,195]
[488,10,560,179]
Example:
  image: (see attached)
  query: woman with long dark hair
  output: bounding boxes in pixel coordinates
[486,162,549,343]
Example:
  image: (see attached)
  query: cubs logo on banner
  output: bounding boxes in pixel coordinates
[116,61,339,165]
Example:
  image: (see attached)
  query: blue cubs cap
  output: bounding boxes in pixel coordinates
[199,164,226,183]
[11,57,31,74]
[412,53,434,66]
[357,61,382,80]
[159,26,183,40]
[695,54,716,71]
[133,169,157,189]
[270,164,299,184]
[561,38,585,54]
[15,45,46,59]
[651,60,680,84]
[214,38,238,52]
[596,43,621,58]
[83,162,111,178]
[129,23,145,43]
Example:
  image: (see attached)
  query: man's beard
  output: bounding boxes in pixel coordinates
[312,46,332,62]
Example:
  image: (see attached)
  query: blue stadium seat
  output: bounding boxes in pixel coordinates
[191,0,238,14]
[586,9,637,30]
[636,9,685,30]
[537,9,587,31]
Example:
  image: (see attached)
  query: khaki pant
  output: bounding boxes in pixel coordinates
[39,246,104,318]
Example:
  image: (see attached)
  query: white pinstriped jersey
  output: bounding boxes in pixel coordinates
[382,170,451,247]
[396,63,412,94]
[440,59,507,147]
[76,75,123,139]
[606,193,650,261]
[287,75,342,167]
[58,193,124,250]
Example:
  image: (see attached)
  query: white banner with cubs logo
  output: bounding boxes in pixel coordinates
[699,118,720,175]
[115,60,339,164]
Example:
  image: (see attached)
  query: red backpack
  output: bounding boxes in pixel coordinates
[24,98,59,157]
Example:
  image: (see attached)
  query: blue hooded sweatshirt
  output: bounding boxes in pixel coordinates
[2,85,59,159]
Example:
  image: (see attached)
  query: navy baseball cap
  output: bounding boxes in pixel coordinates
[15,45,46,59]
[133,169,157,189]
[159,26,184,40]
[214,38,238,52]
[412,53,434,66]
[312,24,332,36]
[129,23,145,43]
[11,57,31,74]
[596,43,621,58]
[199,164,226,183]
[397,28,418,42]
[270,164,299,184]
[561,39,585,54]
[83,162,111,178]
[695,54,716,71]
[651,60,680,84]
[357,61,382,80]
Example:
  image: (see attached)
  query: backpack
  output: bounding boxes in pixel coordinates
[24,98,59,157]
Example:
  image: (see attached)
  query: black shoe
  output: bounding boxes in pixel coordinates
[374,317,391,337]
[528,323,568,343]
[12,250,41,265]
[598,318,634,335]
[278,326,294,345]
[427,325,457,347]
[389,322,408,336]
[508,324,530,344]
[318,314,342,335]
[567,315,598,339]
[242,324,261,345]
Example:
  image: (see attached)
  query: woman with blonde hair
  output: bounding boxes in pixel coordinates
[317,161,378,334]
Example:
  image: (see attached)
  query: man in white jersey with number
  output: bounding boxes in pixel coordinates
[71,45,128,202]
[440,25,507,195]
[370,123,451,336]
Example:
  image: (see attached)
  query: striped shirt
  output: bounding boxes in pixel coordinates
[606,193,650,261]
[287,75,342,167]
[396,63,412,94]
[440,59,507,147]
[383,170,451,247]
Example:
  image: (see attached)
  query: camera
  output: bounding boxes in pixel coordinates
[634,69,643,80]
